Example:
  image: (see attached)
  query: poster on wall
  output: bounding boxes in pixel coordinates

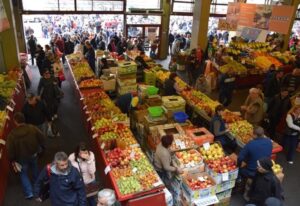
[0,0,10,32]
[226,3,295,34]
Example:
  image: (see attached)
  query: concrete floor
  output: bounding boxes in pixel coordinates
[3,61,300,206]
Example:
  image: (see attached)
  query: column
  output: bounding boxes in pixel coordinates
[190,0,211,51]
[0,0,19,71]
[158,0,171,59]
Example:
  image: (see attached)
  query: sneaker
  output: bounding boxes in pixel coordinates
[288,161,294,165]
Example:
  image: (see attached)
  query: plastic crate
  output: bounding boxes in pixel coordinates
[147,86,159,96]
[185,128,214,146]
[173,112,189,123]
[148,106,164,118]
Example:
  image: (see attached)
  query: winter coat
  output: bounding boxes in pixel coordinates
[248,172,284,206]
[7,124,45,161]
[22,100,51,125]
[34,163,86,206]
[244,96,264,125]
[69,152,96,184]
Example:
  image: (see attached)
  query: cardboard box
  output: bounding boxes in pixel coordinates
[145,96,163,107]
[162,95,186,109]
[181,172,216,200]
[162,106,185,119]
[102,78,116,91]
[133,109,148,123]
[117,84,137,95]
[215,180,236,193]
[205,166,239,184]
[117,77,136,87]
[181,189,219,206]
[216,189,232,201]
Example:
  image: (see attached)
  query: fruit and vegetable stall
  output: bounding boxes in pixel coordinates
[212,42,295,87]
[65,51,284,206]
[0,68,26,205]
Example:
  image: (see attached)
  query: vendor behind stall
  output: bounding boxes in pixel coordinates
[164,72,178,96]
[135,51,149,69]
[210,105,236,152]
[115,92,139,115]
[154,135,183,184]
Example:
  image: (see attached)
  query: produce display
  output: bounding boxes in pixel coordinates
[170,134,196,151]
[206,156,237,173]
[71,62,94,82]
[185,175,214,190]
[79,79,103,89]
[175,149,203,168]
[222,111,242,124]
[219,59,247,74]
[199,143,224,161]
[272,160,283,174]
[228,120,253,144]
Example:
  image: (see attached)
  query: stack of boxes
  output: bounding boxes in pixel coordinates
[162,96,186,120]
[117,61,137,95]
[144,69,156,85]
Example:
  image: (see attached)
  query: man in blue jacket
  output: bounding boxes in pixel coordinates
[237,126,272,179]
[34,152,86,206]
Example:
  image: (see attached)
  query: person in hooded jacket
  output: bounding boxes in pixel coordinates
[34,152,86,206]
[247,158,284,206]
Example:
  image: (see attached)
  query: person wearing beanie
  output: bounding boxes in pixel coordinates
[246,158,284,206]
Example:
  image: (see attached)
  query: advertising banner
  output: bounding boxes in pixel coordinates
[0,0,10,32]
[225,3,295,34]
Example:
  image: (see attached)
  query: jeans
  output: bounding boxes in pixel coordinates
[219,90,233,107]
[19,156,39,198]
[87,196,96,206]
[284,134,299,161]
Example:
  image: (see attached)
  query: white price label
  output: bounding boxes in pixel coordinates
[203,142,210,151]
[0,139,6,145]
[132,167,138,173]
[92,133,98,139]
[222,172,229,181]
[130,144,139,148]
[17,83,21,88]
[91,126,95,131]
[104,165,111,175]
[6,105,13,112]
[179,142,186,149]
[80,97,84,101]
[175,139,181,147]
[83,105,87,110]
[197,176,205,182]
[10,99,16,106]
[5,115,10,120]
[15,87,20,93]
[153,181,163,187]
[87,117,92,122]
[101,142,105,149]
[85,111,91,114]
[130,151,135,159]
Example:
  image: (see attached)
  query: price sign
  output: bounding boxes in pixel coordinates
[130,151,135,159]
[92,133,98,139]
[91,126,95,131]
[87,117,92,122]
[104,165,111,175]
[222,172,229,181]
[101,142,105,149]
[153,180,163,187]
[15,87,20,93]
[132,167,138,173]
[80,97,84,101]
[6,105,13,112]
[130,144,139,148]
[0,139,6,145]
[203,142,210,151]
[10,99,16,106]
[83,105,87,110]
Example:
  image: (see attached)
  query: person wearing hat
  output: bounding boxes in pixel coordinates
[115,92,139,115]
[246,157,284,206]
[237,127,272,179]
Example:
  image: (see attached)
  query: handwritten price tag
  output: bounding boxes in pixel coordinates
[83,105,87,110]
[92,133,98,139]
[87,117,92,122]
[91,126,95,131]
[222,172,229,181]
[104,165,111,175]
[153,181,163,187]
[132,167,138,173]
[101,142,105,149]
[203,142,210,151]
[6,105,13,112]
[80,97,84,101]
[10,99,16,106]
[15,87,20,93]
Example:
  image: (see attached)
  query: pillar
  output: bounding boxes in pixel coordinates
[158,0,171,59]
[282,0,300,51]
[190,0,210,51]
[0,0,19,71]
[12,0,26,53]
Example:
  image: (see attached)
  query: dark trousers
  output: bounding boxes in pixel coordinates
[284,134,299,161]
[30,52,35,65]
[219,90,233,107]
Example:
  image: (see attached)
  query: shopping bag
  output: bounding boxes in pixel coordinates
[58,70,65,81]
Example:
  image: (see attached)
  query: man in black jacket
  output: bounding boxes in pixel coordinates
[265,69,284,106]
[7,113,46,199]
[247,158,284,206]
[27,35,37,65]
[22,93,51,135]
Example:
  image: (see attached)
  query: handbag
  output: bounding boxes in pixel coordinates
[39,164,51,201]
[58,70,65,81]
[77,161,100,198]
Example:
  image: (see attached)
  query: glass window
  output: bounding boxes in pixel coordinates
[22,0,58,11]
[126,0,160,11]
[173,2,194,13]
[59,0,75,11]
[212,0,234,4]
[93,1,123,11]
[126,15,161,24]
[77,0,93,11]
[210,5,228,14]
[246,0,267,4]
[170,15,193,34]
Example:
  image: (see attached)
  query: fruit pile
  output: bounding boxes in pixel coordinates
[206,156,237,173]
[228,120,253,144]
[185,175,214,190]
[0,74,17,101]
[106,148,131,168]
[272,51,295,64]
[79,79,103,89]
[219,60,247,74]
[117,176,142,195]
[170,135,196,151]
[175,149,203,168]
[199,143,224,161]
[72,62,94,82]
[272,160,283,174]
[222,111,242,123]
